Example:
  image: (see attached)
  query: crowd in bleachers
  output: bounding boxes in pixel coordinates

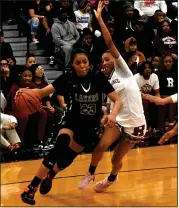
[0,0,178,161]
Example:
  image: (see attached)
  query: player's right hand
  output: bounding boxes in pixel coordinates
[94,1,105,20]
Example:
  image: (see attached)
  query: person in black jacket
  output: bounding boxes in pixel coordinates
[0,31,14,60]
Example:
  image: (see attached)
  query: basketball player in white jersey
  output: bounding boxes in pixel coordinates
[78,1,146,192]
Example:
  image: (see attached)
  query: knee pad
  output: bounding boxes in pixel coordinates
[42,134,70,169]
[56,146,79,170]
[42,148,57,169]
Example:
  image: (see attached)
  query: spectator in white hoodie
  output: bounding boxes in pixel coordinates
[134,0,167,19]
[1,113,21,151]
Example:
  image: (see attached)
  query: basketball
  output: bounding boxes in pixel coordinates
[15,89,41,115]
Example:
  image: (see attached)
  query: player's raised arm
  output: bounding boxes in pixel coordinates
[94,1,119,59]
[94,1,133,78]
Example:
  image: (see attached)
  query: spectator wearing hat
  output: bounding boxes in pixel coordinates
[115,2,140,51]
[51,7,80,67]
[123,37,146,72]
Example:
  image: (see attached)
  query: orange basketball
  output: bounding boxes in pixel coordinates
[15,90,41,115]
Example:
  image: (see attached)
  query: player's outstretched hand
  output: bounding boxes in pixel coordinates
[158,129,176,144]
[142,93,162,105]
[94,1,105,20]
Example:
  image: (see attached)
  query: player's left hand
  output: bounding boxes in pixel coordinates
[106,113,116,128]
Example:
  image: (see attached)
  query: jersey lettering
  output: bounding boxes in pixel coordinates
[80,103,96,115]
[132,125,145,137]
[167,78,174,88]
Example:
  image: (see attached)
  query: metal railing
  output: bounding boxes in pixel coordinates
[16,15,31,57]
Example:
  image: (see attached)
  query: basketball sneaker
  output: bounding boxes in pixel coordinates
[78,173,95,189]
[94,177,118,193]
[39,173,52,195]
[21,185,38,205]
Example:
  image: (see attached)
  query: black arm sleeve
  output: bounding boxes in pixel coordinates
[51,74,68,96]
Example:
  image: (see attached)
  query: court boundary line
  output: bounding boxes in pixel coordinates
[1,166,177,186]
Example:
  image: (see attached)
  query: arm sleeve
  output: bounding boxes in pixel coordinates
[114,55,133,78]
[170,94,178,103]
[51,74,68,96]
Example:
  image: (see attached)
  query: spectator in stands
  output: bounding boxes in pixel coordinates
[1,113,21,151]
[0,59,12,97]
[153,20,178,56]
[74,0,92,34]
[145,10,166,41]
[30,64,54,141]
[6,68,47,150]
[123,37,146,72]
[6,56,24,84]
[152,55,160,74]
[156,54,177,134]
[134,61,160,136]
[51,7,80,68]
[91,0,115,33]
[115,2,140,50]
[134,0,167,19]
[73,28,101,67]
[126,53,140,74]
[59,0,76,22]
[133,19,155,59]
[0,31,14,60]
[27,0,51,43]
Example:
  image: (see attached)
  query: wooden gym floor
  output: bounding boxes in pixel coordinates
[1,144,177,207]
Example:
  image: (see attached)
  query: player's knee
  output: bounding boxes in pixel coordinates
[42,134,71,169]
[55,133,71,152]
[56,147,79,170]
[42,148,57,169]
[94,142,109,152]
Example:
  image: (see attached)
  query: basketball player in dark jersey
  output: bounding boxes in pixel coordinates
[20,48,121,205]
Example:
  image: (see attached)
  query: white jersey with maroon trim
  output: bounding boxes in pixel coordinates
[108,55,146,127]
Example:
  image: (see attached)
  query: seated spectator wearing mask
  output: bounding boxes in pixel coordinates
[51,7,80,68]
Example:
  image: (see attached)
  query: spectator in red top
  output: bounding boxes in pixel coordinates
[6,68,47,149]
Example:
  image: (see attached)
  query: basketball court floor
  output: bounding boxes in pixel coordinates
[1,144,177,207]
